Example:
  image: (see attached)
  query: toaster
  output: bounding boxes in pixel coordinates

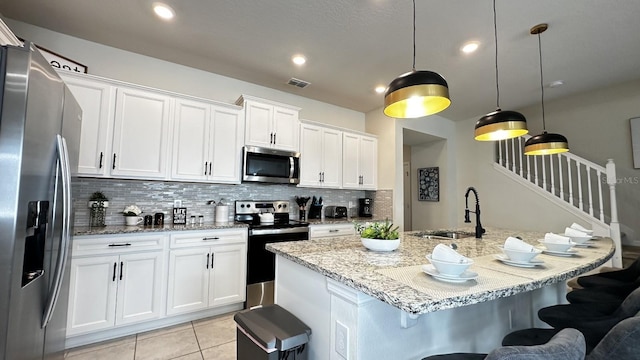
[324,206,348,218]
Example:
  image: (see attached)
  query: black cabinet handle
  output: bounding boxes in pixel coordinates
[329,229,339,233]
[119,261,123,281]
[318,172,322,182]
[321,172,325,182]
[112,262,117,282]
[112,153,116,170]
[99,152,104,169]
[204,162,208,175]
[209,162,212,176]
[202,237,220,241]
[270,133,273,144]
[273,133,276,145]
[211,252,215,268]
[108,243,132,247]
[206,253,210,269]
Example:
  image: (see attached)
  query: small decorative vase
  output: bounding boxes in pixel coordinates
[89,200,108,227]
[125,216,142,226]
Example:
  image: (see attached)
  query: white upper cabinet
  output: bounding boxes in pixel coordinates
[237,95,300,152]
[171,98,243,183]
[299,122,342,188]
[60,73,115,176]
[342,132,378,190]
[111,87,172,179]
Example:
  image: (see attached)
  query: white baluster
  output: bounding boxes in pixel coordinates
[576,163,584,211]
[504,140,510,170]
[498,141,504,166]
[518,137,524,177]
[596,171,604,222]
[567,157,574,207]
[534,157,539,186]
[550,155,555,196]
[542,157,547,191]
[606,159,622,267]
[558,154,565,200]
[587,166,594,216]
[511,138,517,173]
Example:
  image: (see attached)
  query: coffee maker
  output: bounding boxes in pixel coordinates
[358,198,373,217]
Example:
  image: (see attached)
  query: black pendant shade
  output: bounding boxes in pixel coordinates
[524,131,569,155]
[475,109,528,141]
[383,70,451,118]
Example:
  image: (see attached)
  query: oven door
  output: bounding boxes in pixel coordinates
[242,146,300,184]
[246,228,308,308]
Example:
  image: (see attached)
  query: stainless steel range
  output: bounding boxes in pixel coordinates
[235,200,309,309]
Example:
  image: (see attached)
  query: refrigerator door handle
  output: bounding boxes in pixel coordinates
[42,135,72,328]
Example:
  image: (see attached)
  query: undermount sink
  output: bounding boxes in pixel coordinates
[411,230,476,240]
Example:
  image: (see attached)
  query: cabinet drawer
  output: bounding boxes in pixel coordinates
[72,233,167,257]
[170,228,247,249]
[309,224,355,239]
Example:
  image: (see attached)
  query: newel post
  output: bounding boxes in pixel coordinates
[606,159,622,267]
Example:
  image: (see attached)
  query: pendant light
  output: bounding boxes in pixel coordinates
[474,0,528,141]
[383,0,450,119]
[524,23,569,155]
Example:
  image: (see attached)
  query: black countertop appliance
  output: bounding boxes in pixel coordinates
[358,198,373,217]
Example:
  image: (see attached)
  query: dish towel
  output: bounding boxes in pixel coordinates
[431,244,470,263]
[564,227,590,238]
[544,232,572,243]
[569,223,593,234]
[504,236,536,252]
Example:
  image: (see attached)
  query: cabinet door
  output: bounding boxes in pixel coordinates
[166,248,210,315]
[342,133,361,189]
[171,99,211,181]
[359,136,378,189]
[321,128,343,188]
[115,251,164,325]
[299,124,323,187]
[62,74,115,176]
[244,101,273,148]
[209,243,247,307]
[209,105,242,183]
[67,255,119,336]
[111,87,172,179]
[272,106,299,151]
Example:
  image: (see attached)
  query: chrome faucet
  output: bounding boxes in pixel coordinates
[464,187,485,239]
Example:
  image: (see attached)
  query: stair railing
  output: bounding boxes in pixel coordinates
[496,135,622,266]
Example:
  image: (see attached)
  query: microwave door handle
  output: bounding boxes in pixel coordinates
[289,157,294,179]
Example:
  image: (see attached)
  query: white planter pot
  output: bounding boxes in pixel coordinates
[361,238,400,252]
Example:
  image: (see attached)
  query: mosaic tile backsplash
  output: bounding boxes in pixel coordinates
[73,178,393,227]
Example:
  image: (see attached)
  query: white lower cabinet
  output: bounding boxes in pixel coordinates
[309,223,356,239]
[166,229,247,316]
[67,235,166,336]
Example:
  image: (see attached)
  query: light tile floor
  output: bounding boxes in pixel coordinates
[64,312,238,360]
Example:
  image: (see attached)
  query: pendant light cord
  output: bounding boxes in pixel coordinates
[493,0,500,109]
[412,0,416,71]
[538,32,546,131]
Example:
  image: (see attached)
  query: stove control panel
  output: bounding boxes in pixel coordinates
[235,200,290,214]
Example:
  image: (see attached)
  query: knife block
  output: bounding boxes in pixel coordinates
[308,204,323,219]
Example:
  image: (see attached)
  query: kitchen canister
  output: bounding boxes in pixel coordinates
[215,204,229,223]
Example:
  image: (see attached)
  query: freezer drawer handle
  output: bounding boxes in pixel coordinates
[113,262,117,281]
[108,243,132,247]
[202,237,220,241]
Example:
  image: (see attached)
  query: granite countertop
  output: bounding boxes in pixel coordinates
[305,217,387,225]
[266,227,615,315]
[74,222,248,236]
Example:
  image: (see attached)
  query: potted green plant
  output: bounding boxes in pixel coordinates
[122,205,143,226]
[355,220,400,252]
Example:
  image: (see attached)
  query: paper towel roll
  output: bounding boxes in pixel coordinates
[215,205,229,223]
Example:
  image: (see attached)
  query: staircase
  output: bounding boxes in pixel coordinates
[495,135,622,267]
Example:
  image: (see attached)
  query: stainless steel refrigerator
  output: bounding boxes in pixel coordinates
[0,42,81,359]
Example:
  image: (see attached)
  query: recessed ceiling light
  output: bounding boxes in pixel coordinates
[375,86,386,94]
[461,41,480,54]
[292,55,306,65]
[153,3,175,20]
[548,80,564,88]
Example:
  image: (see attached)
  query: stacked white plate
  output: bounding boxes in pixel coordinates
[495,237,544,268]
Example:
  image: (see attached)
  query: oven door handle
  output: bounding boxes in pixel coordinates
[249,227,309,236]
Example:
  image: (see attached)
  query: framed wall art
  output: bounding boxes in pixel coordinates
[418,167,439,201]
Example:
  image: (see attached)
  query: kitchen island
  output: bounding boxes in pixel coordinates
[267,227,614,360]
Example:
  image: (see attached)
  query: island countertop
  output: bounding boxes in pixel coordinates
[266,227,614,315]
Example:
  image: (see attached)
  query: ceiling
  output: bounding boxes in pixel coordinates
[2,0,640,121]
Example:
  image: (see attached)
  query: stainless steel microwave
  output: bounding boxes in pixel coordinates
[242,146,300,184]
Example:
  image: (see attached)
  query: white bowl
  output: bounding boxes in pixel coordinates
[426,254,472,277]
[498,246,542,262]
[361,238,400,252]
[538,240,575,252]
[565,234,592,244]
